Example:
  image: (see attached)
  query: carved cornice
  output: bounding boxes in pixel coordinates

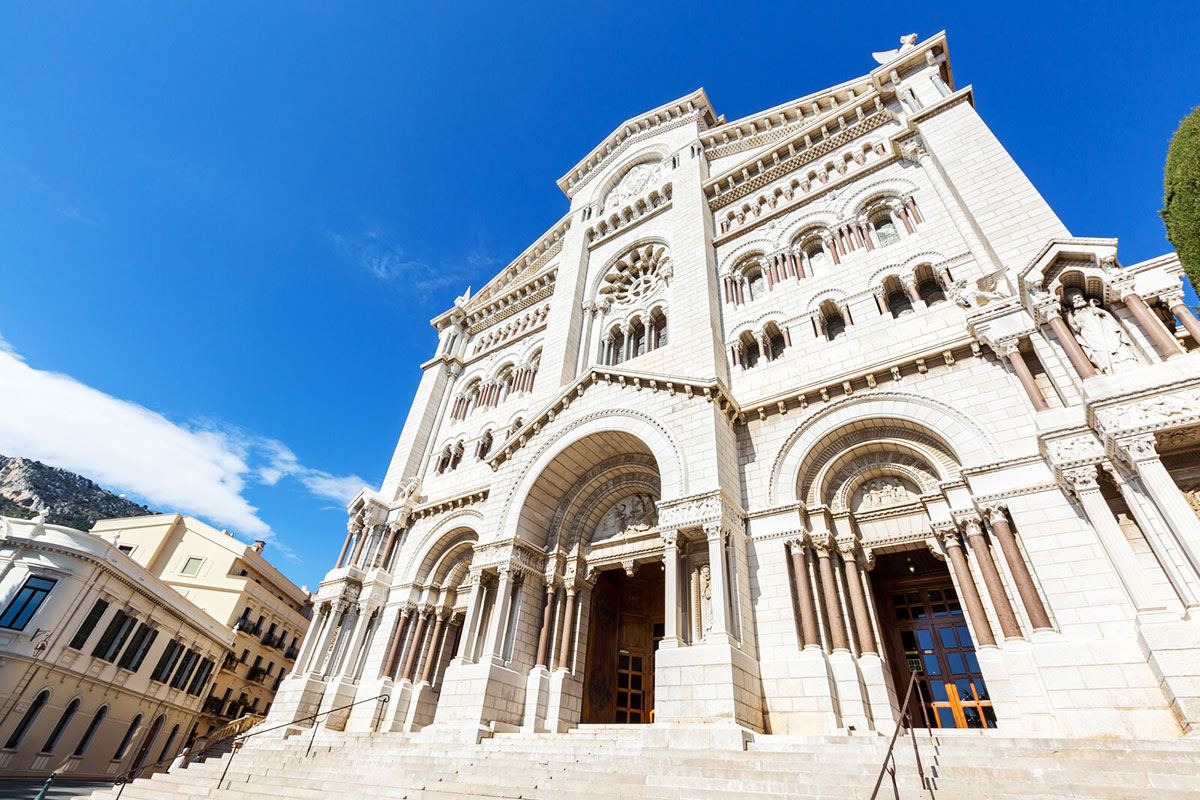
[466,277,556,336]
[657,490,744,534]
[411,489,490,521]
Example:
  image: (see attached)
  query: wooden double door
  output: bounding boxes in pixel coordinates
[874,552,997,729]
[581,565,664,724]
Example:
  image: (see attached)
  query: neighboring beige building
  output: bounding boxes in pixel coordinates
[0,515,231,780]
[91,514,312,736]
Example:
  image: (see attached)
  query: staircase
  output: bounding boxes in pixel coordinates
[82,725,1200,800]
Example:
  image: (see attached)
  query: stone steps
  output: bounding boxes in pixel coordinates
[81,728,1200,800]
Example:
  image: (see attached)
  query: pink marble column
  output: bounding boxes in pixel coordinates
[1169,295,1200,345]
[1124,292,1183,358]
[789,539,819,649]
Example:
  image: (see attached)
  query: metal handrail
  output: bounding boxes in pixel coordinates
[215,693,389,790]
[869,671,928,800]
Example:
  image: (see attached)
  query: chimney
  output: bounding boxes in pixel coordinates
[251,540,265,553]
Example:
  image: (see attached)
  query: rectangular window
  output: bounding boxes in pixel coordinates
[92,610,138,662]
[117,623,158,672]
[117,545,134,555]
[150,640,184,683]
[170,650,200,690]
[0,575,57,631]
[188,658,214,696]
[180,557,203,576]
[69,599,110,650]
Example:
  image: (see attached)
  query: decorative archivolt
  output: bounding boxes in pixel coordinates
[402,518,480,586]
[559,473,661,554]
[817,446,943,511]
[835,177,919,221]
[544,453,658,551]
[588,147,671,210]
[768,392,999,505]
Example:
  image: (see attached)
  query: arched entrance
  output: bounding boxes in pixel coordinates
[581,563,664,724]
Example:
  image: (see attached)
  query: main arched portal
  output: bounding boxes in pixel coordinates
[514,429,671,728]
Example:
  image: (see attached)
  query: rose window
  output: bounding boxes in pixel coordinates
[598,244,671,307]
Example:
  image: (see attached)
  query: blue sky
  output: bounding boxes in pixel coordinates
[0,2,1196,589]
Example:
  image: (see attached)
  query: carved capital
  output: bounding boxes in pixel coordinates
[990,338,1020,359]
[956,514,985,538]
[660,529,680,549]
[1061,465,1101,495]
[785,535,809,555]
[1160,288,1186,308]
[898,137,927,163]
[809,533,835,556]
[980,504,1009,525]
[930,521,960,547]
[1115,434,1160,465]
[702,521,725,543]
[1031,295,1062,324]
[836,537,860,561]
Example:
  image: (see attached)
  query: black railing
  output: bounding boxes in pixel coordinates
[869,671,931,800]
[284,645,299,660]
[215,694,390,790]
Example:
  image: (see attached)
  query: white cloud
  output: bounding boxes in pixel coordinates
[329,225,499,301]
[0,336,366,546]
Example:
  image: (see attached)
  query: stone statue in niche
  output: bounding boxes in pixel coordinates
[1064,288,1139,374]
[699,564,712,640]
[604,162,664,212]
[858,477,910,509]
[592,493,659,543]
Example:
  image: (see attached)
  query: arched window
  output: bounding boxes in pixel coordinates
[629,318,646,358]
[4,690,49,748]
[73,705,107,757]
[41,698,80,753]
[883,276,913,317]
[450,440,464,470]
[914,265,946,306]
[158,724,180,763]
[767,328,787,360]
[874,215,901,247]
[739,332,760,369]
[435,445,452,475]
[648,307,668,350]
[801,239,828,276]
[820,300,849,341]
[746,269,765,302]
[607,326,626,366]
[113,714,142,761]
[476,430,493,460]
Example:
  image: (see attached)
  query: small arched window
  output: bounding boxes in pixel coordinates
[476,430,493,460]
[158,724,180,763]
[630,318,646,358]
[649,308,668,350]
[874,216,901,247]
[822,304,848,341]
[767,330,786,360]
[73,705,107,757]
[5,690,49,749]
[746,269,765,302]
[41,697,80,753]
[806,244,827,272]
[113,713,142,761]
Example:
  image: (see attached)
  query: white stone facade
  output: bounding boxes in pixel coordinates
[267,33,1200,744]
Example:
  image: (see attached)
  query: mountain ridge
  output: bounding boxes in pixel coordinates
[0,453,153,532]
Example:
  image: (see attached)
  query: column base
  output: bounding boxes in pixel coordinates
[263,673,328,728]
[828,649,872,733]
[317,676,360,730]
[857,653,899,735]
[520,666,552,732]
[654,641,763,731]
[344,677,394,732]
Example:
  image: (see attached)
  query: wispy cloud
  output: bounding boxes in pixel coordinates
[13,164,108,228]
[0,334,365,553]
[329,224,499,301]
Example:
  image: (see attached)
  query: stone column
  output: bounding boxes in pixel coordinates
[811,535,848,652]
[309,601,348,675]
[1061,465,1158,611]
[380,522,403,572]
[350,525,369,567]
[1036,302,1097,379]
[576,302,598,376]
[534,581,556,667]
[1164,289,1200,346]
[326,604,361,677]
[381,605,413,679]
[982,506,1052,631]
[483,567,514,659]
[1117,435,1200,578]
[903,277,922,306]
[1123,291,1184,358]
[959,516,1021,639]
[788,538,820,649]
[401,607,432,682]
[417,362,463,476]
[838,540,876,655]
[419,613,447,684]
[335,530,353,569]
[933,526,996,647]
[703,523,732,641]
[555,586,577,671]
[994,339,1049,411]
[295,604,330,673]
[621,324,634,362]
[661,530,683,647]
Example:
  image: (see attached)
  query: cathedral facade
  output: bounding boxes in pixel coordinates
[268,32,1200,743]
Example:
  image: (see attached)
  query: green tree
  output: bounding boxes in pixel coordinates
[1163,106,1200,293]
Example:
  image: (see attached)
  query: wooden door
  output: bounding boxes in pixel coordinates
[882,581,996,729]
[580,566,663,724]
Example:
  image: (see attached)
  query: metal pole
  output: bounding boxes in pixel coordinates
[34,773,55,800]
